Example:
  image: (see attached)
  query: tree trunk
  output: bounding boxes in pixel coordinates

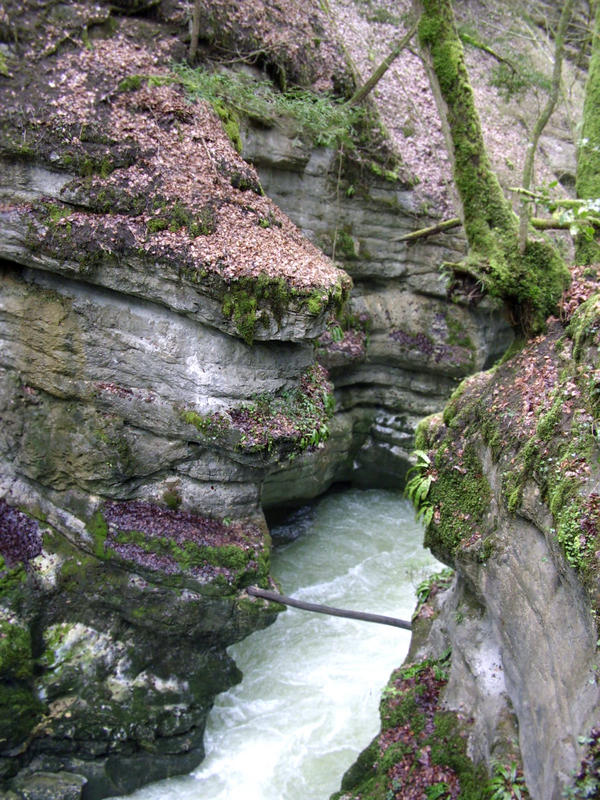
[576,1,600,265]
[414,0,569,334]
[188,0,201,63]
[518,0,575,253]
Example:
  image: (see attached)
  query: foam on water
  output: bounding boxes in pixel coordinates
[108,488,440,800]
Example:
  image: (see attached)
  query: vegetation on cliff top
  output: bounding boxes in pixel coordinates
[1,22,349,345]
[331,646,526,800]
[417,0,570,335]
[182,363,335,457]
[412,265,600,615]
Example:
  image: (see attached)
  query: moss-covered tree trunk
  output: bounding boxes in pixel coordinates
[576,1,600,265]
[414,0,569,334]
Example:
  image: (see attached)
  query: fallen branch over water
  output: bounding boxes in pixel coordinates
[247,586,412,630]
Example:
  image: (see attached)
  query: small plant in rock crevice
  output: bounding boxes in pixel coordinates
[181,364,335,458]
[563,728,600,799]
[489,762,529,800]
[405,449,436,527]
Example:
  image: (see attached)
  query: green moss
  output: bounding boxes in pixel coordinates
[419,0,568,334]
[118,74,144,92]
[426,711,488,799]
[146,217,169,234]
[0,618,33,681]
[146,200,215,238]
[306,290,326,315]
[576,6,600,265]
[568,294,600,361]
[0,616,44,750]
[162,488,182,510]
[537,395,562,440]
[108,526,262,585]
[556,500,587,570]
[222,288,262,345]
[171,64,364,151]
[180,409,228,439]
[425,442,491,562]
[335,228,358,260]
[212,99,242,154]
[0,683,45,749]
[86,511,108,558]
[221,274,304,344]
[336,650,489,800]
[368,161,400,182]
[0,556,27,597]
[338,738,380,794]
[496,336,525,366]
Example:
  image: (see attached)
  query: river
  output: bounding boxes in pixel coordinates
[108,487,441,800]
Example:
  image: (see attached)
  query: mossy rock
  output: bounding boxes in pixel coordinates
[0,616,44,751]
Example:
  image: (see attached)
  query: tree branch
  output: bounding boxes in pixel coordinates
[394,213,598,243]
[346,21,418,107]
[396,217,461,242]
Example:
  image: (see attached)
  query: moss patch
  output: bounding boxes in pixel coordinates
[333,651,493,800]
[415,283,600,615]
[0,615,45,751]
[87,501,270,590]
[576,6,600,265]
[424,439,491,564]
[220,274,347,345]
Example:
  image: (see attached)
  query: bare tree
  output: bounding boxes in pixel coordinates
[518,0,576,253]
[413,0,569,334]
[576,0,600,265]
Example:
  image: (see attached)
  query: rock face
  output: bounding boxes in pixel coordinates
[416,284,600,798]
[0,1,586,798]
[0,3,349,796]
[332,271,600,799]
[244,126,513,503]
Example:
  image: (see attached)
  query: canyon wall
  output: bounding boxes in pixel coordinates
[0,0,591,798]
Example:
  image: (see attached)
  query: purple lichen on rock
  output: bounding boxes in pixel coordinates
[0,499,42,568]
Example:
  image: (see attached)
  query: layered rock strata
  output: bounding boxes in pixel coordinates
[0,4,348,797]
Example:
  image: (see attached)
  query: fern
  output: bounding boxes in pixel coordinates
[405,449,435,526]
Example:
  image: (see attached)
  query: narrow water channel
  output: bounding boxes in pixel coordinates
[109,488,441,800]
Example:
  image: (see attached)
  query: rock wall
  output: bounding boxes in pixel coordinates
[0,0,585,798]
[0,4,350,797]
[335,270,600,800]
[243,124,513,503]
[415,282,600,798]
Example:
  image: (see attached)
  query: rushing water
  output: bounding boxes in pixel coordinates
[110,488,441,800]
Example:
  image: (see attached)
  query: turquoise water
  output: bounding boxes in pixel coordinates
[109,488,440,800]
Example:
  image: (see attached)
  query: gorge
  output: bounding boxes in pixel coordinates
[1,1,599,799]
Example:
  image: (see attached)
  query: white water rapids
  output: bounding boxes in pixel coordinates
[109,488,441,800]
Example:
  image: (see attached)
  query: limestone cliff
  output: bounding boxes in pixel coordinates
[0,0,588,798]
[334,268,600,800]
[0,2,349,796]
